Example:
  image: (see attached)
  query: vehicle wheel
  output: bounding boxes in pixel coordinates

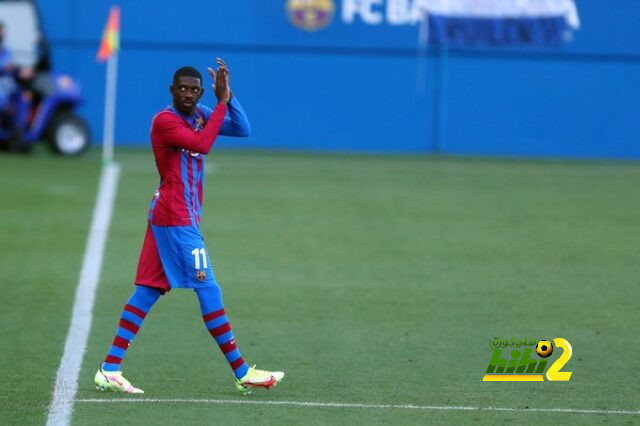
[47,113,90,156]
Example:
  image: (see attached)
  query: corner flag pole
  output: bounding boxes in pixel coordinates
[102,53,118,163]
[97,6,121,163]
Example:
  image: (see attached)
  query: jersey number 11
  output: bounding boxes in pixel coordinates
[191,248,208,269]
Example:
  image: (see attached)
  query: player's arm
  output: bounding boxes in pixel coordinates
[208,58,251,137]
[220,95,251,137]
[198,96,251,137]
[152,67,231,154]
[152,106,226,154]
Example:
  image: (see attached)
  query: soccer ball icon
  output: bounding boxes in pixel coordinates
[536,340,554,358]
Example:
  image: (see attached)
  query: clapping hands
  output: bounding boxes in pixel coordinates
[208,58,231,104]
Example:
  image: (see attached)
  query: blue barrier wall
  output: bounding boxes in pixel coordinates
[37,0,640,158]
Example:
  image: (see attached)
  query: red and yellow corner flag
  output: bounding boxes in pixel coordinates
[97,6,120,62]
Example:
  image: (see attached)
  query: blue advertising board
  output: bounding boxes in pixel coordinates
[35,0,640,158]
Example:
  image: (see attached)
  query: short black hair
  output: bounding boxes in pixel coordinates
[173,66,202,85]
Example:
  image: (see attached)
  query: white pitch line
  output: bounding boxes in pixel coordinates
[46,163,121,426]
[74,398,640,416]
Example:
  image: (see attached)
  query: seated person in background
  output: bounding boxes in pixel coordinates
[0,21,33,149]
[0,21,16,116]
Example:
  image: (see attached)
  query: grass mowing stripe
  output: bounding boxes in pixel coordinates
[74,398,640,416]
[46,163,121,426]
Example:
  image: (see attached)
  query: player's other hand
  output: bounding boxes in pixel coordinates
[208,58,231,104]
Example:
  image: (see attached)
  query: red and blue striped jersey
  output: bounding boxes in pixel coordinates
[148,97,251,227]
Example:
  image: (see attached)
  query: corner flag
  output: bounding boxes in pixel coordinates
[97,6,120,62]
[97,5,121,162]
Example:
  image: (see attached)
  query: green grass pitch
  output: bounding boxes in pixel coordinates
[1,148,639,425]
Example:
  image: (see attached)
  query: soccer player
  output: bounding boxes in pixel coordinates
[94,58,284,394]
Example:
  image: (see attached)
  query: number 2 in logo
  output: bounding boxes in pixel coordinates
[546,338,573,381]
[191,248,208,269]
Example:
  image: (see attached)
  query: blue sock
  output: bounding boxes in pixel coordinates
[195,285,249,379]
[102,286,162,372]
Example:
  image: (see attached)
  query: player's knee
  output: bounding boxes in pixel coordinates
[136,285,162,304]
[195,283,223,306]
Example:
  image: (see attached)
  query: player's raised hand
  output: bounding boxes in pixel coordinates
[207,66,217,90]
[208,58,233,100]
[213,66,230,104]
[216,58,229,79]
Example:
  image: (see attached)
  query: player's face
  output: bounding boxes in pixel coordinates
[171,76,203,115]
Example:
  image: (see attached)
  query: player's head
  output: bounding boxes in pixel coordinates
[170,66,204,115]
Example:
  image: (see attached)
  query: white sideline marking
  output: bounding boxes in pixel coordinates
[46,163,121,426]
[74,398,640,416]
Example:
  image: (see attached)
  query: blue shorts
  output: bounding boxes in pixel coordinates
[150,224,218,289]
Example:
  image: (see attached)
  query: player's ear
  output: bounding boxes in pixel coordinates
[169,85,174,94]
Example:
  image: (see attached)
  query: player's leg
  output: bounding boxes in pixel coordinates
[94,285,162,393]
[195,284,248,378]
[152,223,285,392]
[94,224,169,393]
[195,285,284,393]
[101,285,162,371]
